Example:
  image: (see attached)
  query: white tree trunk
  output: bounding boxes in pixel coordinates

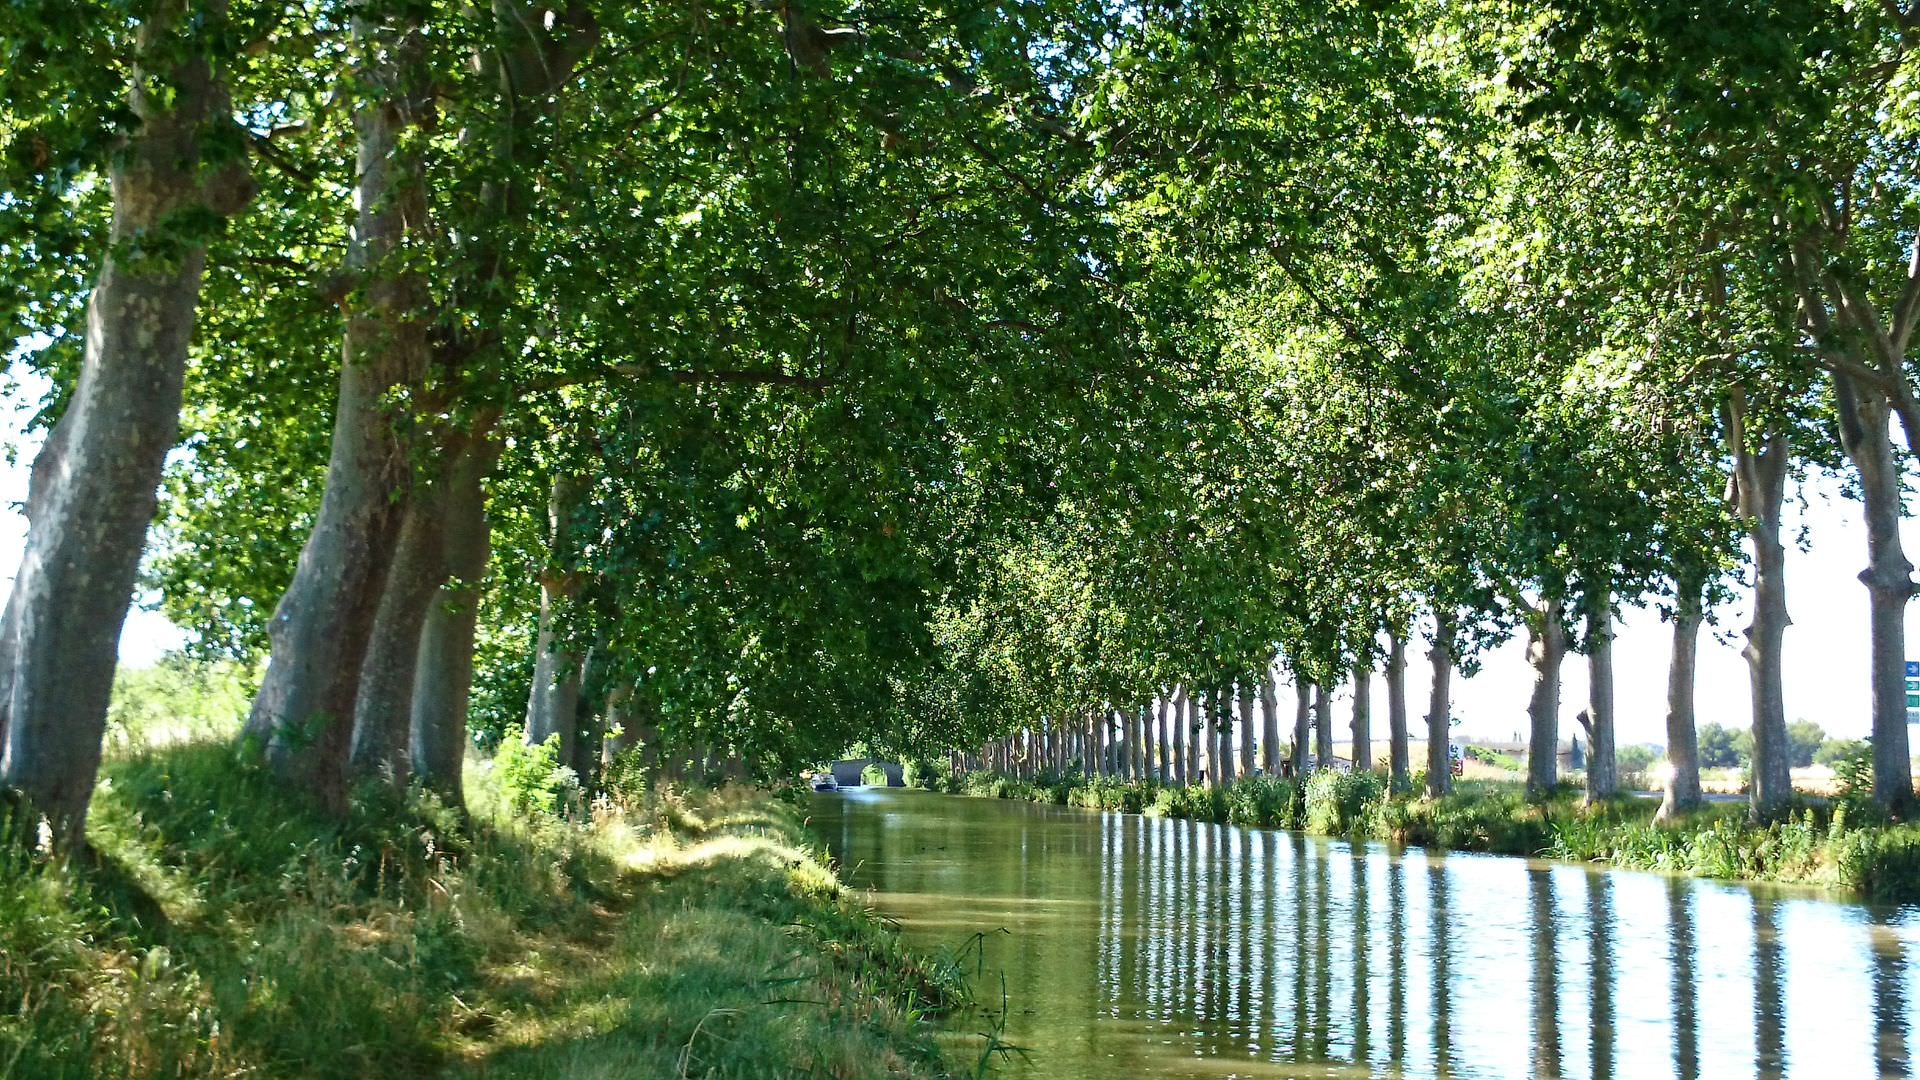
[1525,597,1567,800]
[1658,577,1705,821]
[0,15,248,845]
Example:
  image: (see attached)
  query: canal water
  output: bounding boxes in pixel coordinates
[808,788,1920,1079]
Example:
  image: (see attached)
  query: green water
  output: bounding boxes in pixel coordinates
[808,788,1920,1079]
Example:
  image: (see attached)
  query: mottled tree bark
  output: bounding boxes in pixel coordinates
[1188,691,1205,786]
[1351,660,1373,773]
[408,434,497,805]
[1260,666,1281,775]
[1170,686,1188,784]
[524,474,585,766]
[1152,697,1168,781]
[1834,377,1917,817]
[0,9,251,849]
[353,420,500,787]
[1428,613,1454,798]
[1313,682,1333,768]
[1658,577,1705,821]
[1215,688,1236,785]
[1237,682,1257,777]
[1387,631,1410,788]
[1727,396,1794,820]
[1582,596,1618,803]
[1293,681,1311,776]
[1525,597,1567,801]
[246,17,430,814]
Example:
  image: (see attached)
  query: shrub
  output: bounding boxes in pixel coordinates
[1304,770,1385,835]
[494,728,583,816]
[902,758,956,792]
[861,763,891,787]
[1224,776,1301,828]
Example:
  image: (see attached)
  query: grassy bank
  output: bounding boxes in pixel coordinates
[907,763,1920,904]
[3,740,968,1079]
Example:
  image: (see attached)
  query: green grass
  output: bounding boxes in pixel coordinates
[940,769,1920,904]
[1,740,965,1079]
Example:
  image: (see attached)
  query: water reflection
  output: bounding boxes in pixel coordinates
[810,789,1920,1079]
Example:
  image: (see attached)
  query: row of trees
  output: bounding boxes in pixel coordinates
[3,0,1917,853]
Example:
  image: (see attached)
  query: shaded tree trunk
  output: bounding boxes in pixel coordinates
[1583,595,1618,803]
[1171,687,1188,784]
[525,475,585,766]
[245,17,430,814]
[1525,597,1567,801]
[1215,688,1236,785]
[1387,631,1410,789]
[1293,681,1311,776]
[1314,683,1333,768]
[1237,681,1257,777]
[1260,666,1281,775]
[349,422,498,785]
[408,433,498,805]
[1351,660,1372,773]
[0,11,249,848]
[1834,377,1917,817]
[1659,575,1705,821]
[1144,691,1159,776]
[1188,691,1205,786]
[1428,613,1454,798]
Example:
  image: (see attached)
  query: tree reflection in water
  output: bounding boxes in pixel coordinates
[811,790,1920,1080]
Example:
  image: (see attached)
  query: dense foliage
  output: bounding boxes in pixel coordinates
[4,0,1920,864]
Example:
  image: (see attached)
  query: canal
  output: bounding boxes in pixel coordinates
[809,788,1920,1079]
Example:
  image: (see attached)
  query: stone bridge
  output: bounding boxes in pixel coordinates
[829,759,903,787]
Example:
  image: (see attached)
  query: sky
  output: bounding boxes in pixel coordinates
[2,370,1917,751]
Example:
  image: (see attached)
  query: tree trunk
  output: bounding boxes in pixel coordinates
[1835,378,1917,817]
[1171,686,1188,784]
[1153,697,1169,782]
[1182,687,1198,780]
[1584,596,1618,803]
[1387,631,1410,788]
[1428,613,1454,798]
[245,17,429,814]
[1293,681,1311,776]
[602,685,635,761]
[1260,666,1281,775]
[524,475,585,766]
[1237,681,1257,777]
[1144,703,1159,776]
[1659,576,1705,822]
[1732,410,1793,821]
[1313,682,1333,768]
[0,12,248,848]
[1187,691,1202,784]
[1352,660,1373,773]
[1215,688,1236,785]
[347,485,443,787]
[408,434,498,805]
[349,425,501,786]
[1525,597,1567,801]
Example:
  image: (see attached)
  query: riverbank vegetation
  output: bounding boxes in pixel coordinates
[3,726,966,1078]
[11,4,1920,1069]
[919,768,1920,904]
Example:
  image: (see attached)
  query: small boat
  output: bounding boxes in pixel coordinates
[810,772,840,792]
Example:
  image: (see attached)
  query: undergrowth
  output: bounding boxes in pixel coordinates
[1,739,964,1078]
[926,768,1920,903]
